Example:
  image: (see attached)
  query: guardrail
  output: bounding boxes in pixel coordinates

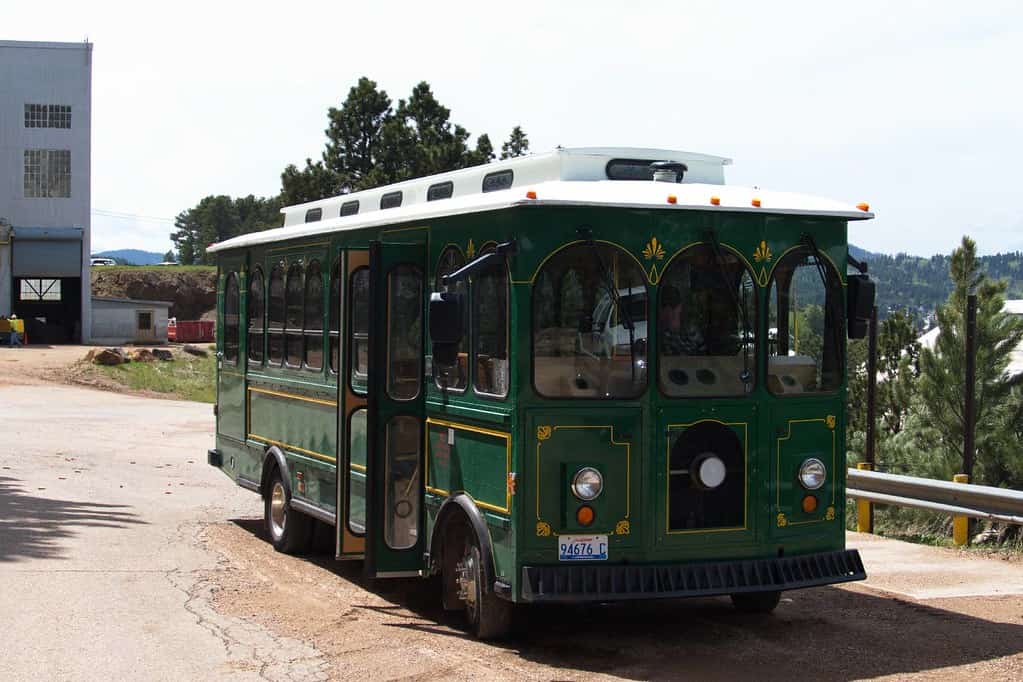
[846,467,1023,545]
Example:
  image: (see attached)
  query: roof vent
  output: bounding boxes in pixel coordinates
[650,161,687,183]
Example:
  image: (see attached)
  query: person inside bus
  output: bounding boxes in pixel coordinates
[659,285,705,356]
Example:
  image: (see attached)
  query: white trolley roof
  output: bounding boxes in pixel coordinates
[208,147,872,253]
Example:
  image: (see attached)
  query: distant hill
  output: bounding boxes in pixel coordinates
[92,249,166,266]
[851,244,1023,328]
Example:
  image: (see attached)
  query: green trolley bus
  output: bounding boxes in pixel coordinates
[207,147,875,638]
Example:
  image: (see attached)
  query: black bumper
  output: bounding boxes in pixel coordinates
[207,449,222,467]
[521,549,865,603]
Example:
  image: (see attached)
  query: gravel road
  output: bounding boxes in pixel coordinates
[1,346,1021,680]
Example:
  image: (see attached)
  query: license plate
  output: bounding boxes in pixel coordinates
[558,535,608,561]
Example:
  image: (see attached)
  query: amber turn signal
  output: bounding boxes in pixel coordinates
[856,202,870,212]
[667,194,677,204]
[802,495,818,513]
[526,190,537,200]
[576,505,595,526]
[751,198,761,207]
[710,196,721,206]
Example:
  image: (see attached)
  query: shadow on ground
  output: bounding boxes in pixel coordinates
[230,518,1023,680]
[0,476,145,562]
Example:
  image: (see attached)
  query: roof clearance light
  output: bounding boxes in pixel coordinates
[857,202,870,212]
[526,190,537,200]
[667,194,678,204]
[752,198,761,207]
[710,196,721,206]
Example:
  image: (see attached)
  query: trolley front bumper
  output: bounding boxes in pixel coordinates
[521,549,865,603]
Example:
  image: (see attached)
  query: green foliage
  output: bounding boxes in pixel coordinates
[95,352,216,403]
[171,195,282,265]
[162,250,175,263]
[500,126,530,159]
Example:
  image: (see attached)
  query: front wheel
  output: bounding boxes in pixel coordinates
[453,527,513,639]
[731,590,782,614]
[264,468,312,554]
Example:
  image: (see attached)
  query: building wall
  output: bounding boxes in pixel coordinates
[0,40,92,337]
[91,299,169,345]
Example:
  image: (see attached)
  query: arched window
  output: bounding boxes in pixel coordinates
[657,244,757,397]
[267,265,285,365]
[433,246,467,391]
[767,246,843,394]
[304,260,323,370]
[532,243,647,399]
[247,267,264,365]
[285,263,304,367]
[223,273,240,365]
[473,244,508,398]
[329,260,341,374]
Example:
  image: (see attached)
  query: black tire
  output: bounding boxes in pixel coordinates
[264,467,312,554]
[731,590,782,614]
[447,518,513,640]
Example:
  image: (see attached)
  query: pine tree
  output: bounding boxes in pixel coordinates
[500,126,529,159]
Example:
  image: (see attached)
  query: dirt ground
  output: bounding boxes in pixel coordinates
[3,346,1022,680]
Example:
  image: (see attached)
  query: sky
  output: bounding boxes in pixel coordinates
[7,0,1022,256]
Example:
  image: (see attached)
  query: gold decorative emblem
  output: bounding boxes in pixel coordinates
[826,415,836,430]
[825,506,836,521]
[615,520,631,536]
[643,237,666,261]
[536,425,552,441]
[753,240,772,263]
[776,512,788,528]
[466,238,476,259]
[536,521,551,537]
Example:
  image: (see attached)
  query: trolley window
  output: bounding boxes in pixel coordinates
[657,244,756,397]
[433,246,467,392]
[380,191,402,209]
[533,243,647,399]
[224,273,240,365]
[285,263,303,367]
[386,264,423,401]
[267,265,285,365]
[341,200,360,217]
[304,208,322,223]
[427,181,453,201]
[349,267,370,393]
[473,245,509,398]
[329,260,341,374]
[247,266,264,365]
[767,246,844,394]
[304,260,323,370]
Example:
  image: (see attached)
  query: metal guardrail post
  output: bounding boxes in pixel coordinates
[856,462,874,533]
[953,474,970,546]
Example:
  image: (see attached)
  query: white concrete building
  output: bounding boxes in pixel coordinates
[0,40,92,343]
[91,297,171,345]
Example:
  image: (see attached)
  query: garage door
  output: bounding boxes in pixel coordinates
[13,226,83,278]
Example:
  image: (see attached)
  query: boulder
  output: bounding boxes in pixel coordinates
[183,344,209,357]
[93,348,128,366]
[152,349,174,361]
[131,349,156,363]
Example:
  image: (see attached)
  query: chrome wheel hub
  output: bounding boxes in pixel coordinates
[270,481,287,539]
[455,550,478,610]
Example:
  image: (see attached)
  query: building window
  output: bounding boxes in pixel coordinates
[24,150,71,198]
[137,311,153,332]
[19,279,62,301]
[24,104,71,129]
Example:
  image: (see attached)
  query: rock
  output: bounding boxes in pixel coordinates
[183,344,208,357]
[131,349,156,363]
[972,527,1000,545]
[93,348,127,365]
[152,349,174,361]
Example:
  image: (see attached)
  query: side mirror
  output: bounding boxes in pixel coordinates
[847,274,875,339]
[429,292,464,366]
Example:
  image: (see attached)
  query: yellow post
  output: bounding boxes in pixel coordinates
[953,474,970,546]
[856,462,873,533]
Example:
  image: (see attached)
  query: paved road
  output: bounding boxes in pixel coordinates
[1,374,1021,680]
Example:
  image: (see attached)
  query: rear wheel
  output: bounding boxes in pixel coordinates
[731,590,782,613]
[448,519,513,639]
[264,468,312,554]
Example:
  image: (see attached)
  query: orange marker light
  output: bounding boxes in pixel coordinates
[857,202,870,212]
[526,190,537,200]
[752,198,761,207]
[667,194,678,204]
[710,196,721,206]
[576,505,595,526]
[802,495,818,513]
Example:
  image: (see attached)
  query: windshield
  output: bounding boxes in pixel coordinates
[657,244,757,397]
[533,243,648,398]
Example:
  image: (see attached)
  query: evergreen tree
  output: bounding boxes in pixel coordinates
[911,236,1023,486]
[162,250,175,263]
[322,77,393,192]
[500,126,530,159]
[281,160,340,205]
[171,195,281,265]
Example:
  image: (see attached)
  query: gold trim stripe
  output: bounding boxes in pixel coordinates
[248,434,336,464]
[248,385,337,407]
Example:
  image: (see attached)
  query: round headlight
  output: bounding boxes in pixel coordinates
[571,467,603,501]
[799,458,827,490]
[697,455,727,489]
